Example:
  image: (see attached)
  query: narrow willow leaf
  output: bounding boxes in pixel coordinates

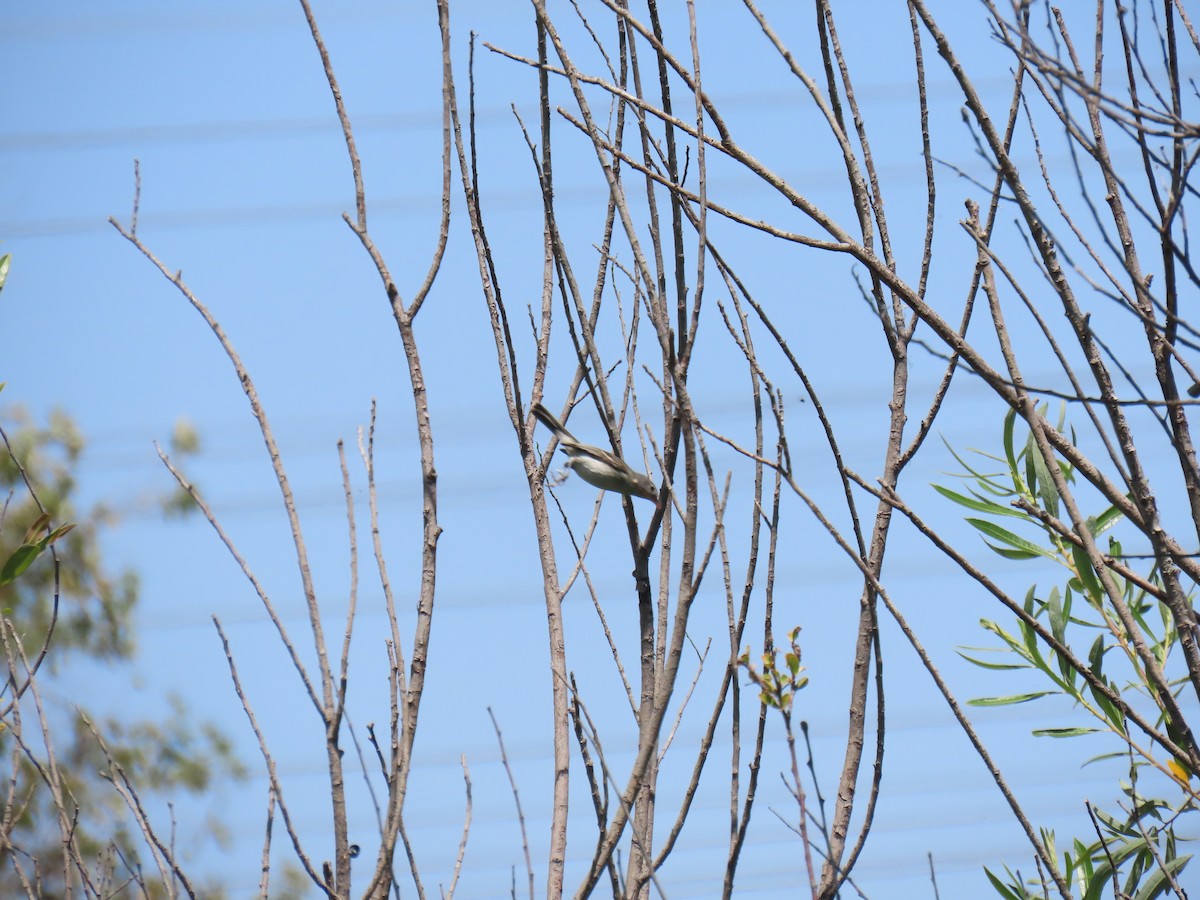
[1042,829,1057,866]
[981,619,1036,662]
[969,691,1056,706]
[1032,726,1100,737]
[1019,611,1047,669]
[982,541,1043,560]
[1132,856,1192,900]
[1090,503,1126,536]
[1054,650,1080,694]
[1081,839,1146,900]
[1081,751,1127,767]
[967,518,1055,558]
[984,867,1024,900]
[1048,588,1066,643]
[1087,684,1126,735]
[932,484,1024,517]
[45,522,76,545]
[939,434,981,473]
[21,512,52,545]
[956,650,1029,671]
[1003,409,1024,487]
[1070,542,1103,602]
[1087,634,1107,677]
[1022,429,1051,514]
[0,544,43,587]
[1033,447,1060,517]
[1074,838,1096,882]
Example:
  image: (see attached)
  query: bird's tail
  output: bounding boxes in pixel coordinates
[531,403,571,439]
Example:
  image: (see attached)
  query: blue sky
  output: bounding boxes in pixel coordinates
[3,2,1193,897]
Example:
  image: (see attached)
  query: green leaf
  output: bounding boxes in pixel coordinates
[982,541,1044,560]
[0,253,10,295]
[983,866,1021,900]
[938,435,1014,497]
[1071,542,1103,602]
[1024,432,1040,495]
[969,691,1056,706]
[956,650,1029,671]
[1082,837,1149,900]
[1073,837,1096,882]
[0,543,43,587]
[1018,608,1049,671]
[1085,671,1127,736]
[1081,751,1127,767]
[1089,667,1123,734]
[1003,408,1020,479]
[1131,854,1191,900]
[984,540,1041,561]
[1042,828,1057,867]
[22,512,52,545]
[1048,587,1066,643]
[1025,430,1060,517]
[981,618,1039,665]
[931,484,1025,517]
[967,518,1055,559]
[1087,634,1107,677]
[45,522,76,545]
[1089,503,1126,537]
[1032,726,1100,737]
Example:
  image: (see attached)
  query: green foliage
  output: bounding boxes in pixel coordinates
[0,406,241,896]
[0,512,75,588]
[0,407,135,661]
[988,791,1192,900]
[939,408,1195,899]
[161,417,202,518]
[739,626,808,712]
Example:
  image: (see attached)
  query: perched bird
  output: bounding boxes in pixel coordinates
[531,402,658,502]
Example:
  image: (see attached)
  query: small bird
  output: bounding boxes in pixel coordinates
[532,402,658,501]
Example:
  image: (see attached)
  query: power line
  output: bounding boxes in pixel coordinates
[1,111,455,152]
